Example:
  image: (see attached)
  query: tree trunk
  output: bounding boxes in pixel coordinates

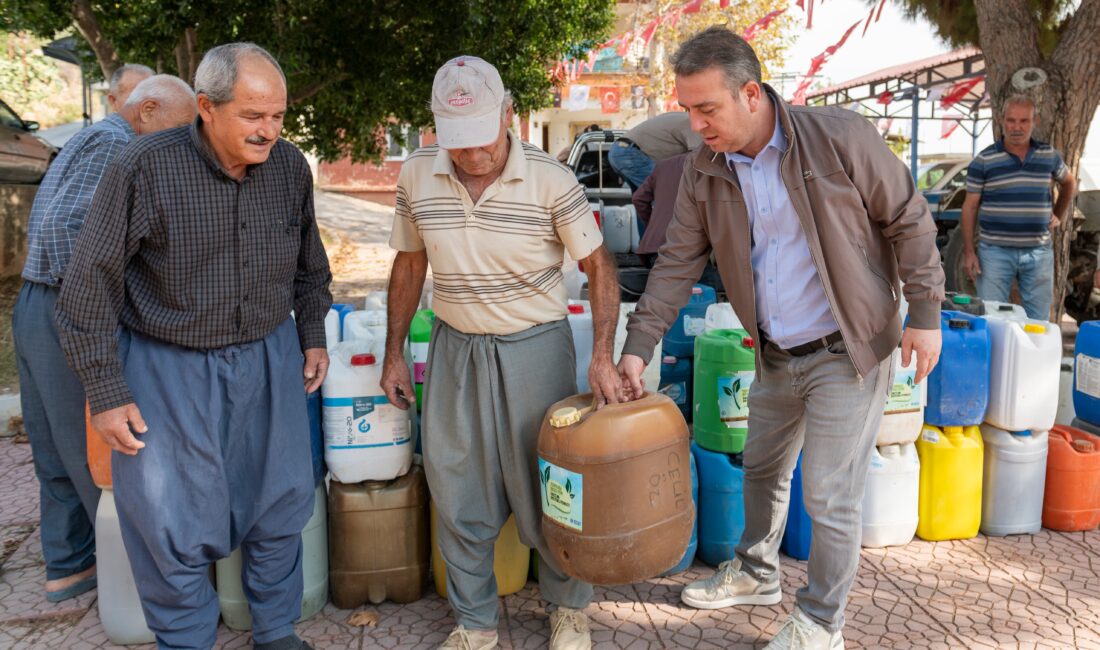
[71,0,121,79]
[174,27,200,85]
[973,0,1100,322]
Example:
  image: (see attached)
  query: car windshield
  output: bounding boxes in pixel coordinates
[917,162,957,191]
[0,102,24,130]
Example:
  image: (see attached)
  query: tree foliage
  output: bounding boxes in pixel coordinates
[0,32,80,127]
[1,0,615,161]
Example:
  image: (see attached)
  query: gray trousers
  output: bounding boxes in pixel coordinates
[422,318,593,631]
[735,340,891,632]
[114,319,314,649]
[12,281,99,579]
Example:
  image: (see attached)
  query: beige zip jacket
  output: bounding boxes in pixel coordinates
[623,88,945,379]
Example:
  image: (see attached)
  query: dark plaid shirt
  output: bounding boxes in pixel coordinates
[58,119,333,413]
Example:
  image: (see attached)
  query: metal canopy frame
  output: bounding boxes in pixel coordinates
[805,47,993,180]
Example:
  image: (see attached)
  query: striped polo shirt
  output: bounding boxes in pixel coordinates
[966,138,1069,247]
[390,131,602,335]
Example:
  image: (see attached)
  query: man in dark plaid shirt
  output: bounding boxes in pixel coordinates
[13,74,195,604]
[57,43,331,650]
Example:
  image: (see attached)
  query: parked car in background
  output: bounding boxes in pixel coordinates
[0,98,55,184]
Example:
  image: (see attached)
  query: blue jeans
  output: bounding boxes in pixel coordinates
[976,241,1054,320]
[607,141,654,193]
[11,281,99,580]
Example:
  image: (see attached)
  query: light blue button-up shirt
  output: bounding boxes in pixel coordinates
[725,109,838,349]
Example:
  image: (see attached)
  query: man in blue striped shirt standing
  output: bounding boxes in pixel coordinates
[12,74,195,602]
[961,95,1077,320]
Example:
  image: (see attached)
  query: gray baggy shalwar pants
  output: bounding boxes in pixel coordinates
[422,318,593,631]
[113,318,314,649]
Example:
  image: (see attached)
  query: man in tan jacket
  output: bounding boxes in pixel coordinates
[618,27,944,650]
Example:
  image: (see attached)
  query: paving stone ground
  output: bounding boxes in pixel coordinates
[2,192,1098,648]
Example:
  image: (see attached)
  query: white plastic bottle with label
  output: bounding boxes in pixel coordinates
[322,342,413,483]
[216,484,329,630]
[614,302,661,391]
[568,301,593,393]
[343,310,387,354]
[703,302,742,333]
[97,489,156,644]
[861,443,919,548]
[983,300,1028,322]
[984,316,1061,431]
[876,348,927,446]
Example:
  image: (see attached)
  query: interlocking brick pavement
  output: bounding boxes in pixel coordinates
[2,438,1098,649]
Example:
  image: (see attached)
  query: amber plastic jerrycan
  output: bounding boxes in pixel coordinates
[537,392,693,585]
[85,402,112,489]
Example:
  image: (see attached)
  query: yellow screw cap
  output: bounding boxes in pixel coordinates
[1023,323,1046,334]
[549,406,581,428]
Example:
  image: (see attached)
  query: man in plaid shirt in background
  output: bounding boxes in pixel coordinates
[12,74,195,603]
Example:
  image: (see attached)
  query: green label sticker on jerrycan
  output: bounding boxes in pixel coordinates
[539,459,583,531]
[694,329,755,454]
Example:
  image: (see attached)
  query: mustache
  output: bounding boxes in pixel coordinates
[246,135,273,145]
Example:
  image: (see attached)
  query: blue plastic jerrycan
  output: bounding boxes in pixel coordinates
[925,310,991,427]
[663,285,717,357]
[694,441,746,567]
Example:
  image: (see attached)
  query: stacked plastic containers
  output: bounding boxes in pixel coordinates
[657,286,716,422]
[325,302,357,349]
[693,442,745,567]
[693,329,755,454]
[567,302,593,393]
[914,310,990,541]
[862,443,920,548]
[614,303,663,391]
[1073,321,1100,436]
[979,425,1047,536]
[1043,424,1100,531]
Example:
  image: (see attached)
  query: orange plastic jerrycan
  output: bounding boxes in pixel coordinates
[1042,425,1100,531]
[537,392,692,585]
[86,402,112,489]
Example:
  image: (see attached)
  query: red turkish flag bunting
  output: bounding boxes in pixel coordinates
[940,75,984,111]
[743,9,786,42]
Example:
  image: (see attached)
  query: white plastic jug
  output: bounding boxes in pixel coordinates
[325,310,341,350]
[562,252,585,302]
[984,317,1061,431]
[861,443,919,548]
[979,425,1048,536]
[601,205,635,254]
[322,342,413,483]
[343,310,387,354]
[984,300,1028,322]
[97,489,156,645]
[614,302,661,392]
[364,291,388,311]
[216,484,329,630]
[876,348,927,446]
[568,301,593,393]
[703,302,742,333]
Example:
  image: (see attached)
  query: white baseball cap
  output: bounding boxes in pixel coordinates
[431,56,506,149]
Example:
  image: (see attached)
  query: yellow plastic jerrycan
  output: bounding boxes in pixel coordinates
[430,502,530,598]
[537,392,692,585]
[915,424,983,541]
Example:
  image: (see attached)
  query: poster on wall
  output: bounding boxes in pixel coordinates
[629,85,645,110]
[565,85,590,111]
[600,87,621,114]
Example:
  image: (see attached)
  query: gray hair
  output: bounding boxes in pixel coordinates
[1002,94,1038,118]
[500,91,514,118]
[194,42,285,105]
[110,64,154,94]
[670,26,762,95]
[122,74,196,108]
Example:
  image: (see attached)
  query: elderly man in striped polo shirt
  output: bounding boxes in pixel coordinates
[961,95,1077,320]
[382,56,624,650]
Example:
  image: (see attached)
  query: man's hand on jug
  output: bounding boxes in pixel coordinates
[91,403,147,456]
[901,326,942,385]
[616,354,646,401]
[381,356,415,410]
[303,347,329,394]
[589,355,626,408]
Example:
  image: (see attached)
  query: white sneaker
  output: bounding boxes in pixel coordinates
[548,607,592,650]
[680,559,782,609]
[764,608,844,650]
[438,625,499,650]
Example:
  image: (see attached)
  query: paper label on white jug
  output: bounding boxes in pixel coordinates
[538,459,583,531]
[884,367,922,414]
[718,371,753,427]
[684,315,706,337]
[323,396,410,449]
[661,381,687,405]
[411,342,429,383]
[1076,354,1100,399]
[921,428,940,444]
